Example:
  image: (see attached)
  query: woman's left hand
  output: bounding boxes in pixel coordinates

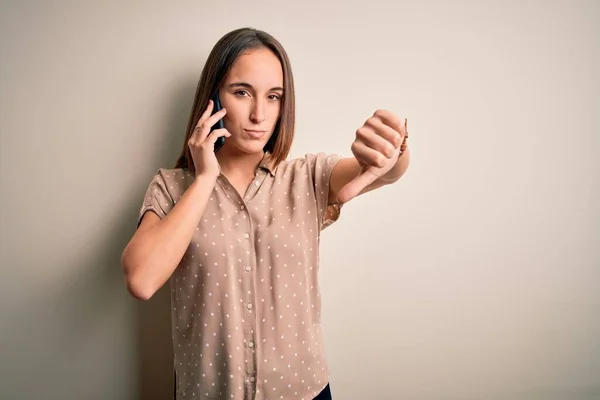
[337,109,407,204]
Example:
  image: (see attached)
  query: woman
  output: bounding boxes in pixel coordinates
[121,27,410,400]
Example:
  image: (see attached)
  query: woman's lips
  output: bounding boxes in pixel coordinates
[243,129,267,139]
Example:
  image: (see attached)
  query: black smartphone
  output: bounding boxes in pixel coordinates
[210,92,226,152]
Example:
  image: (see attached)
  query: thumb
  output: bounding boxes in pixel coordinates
[336,167,378,204]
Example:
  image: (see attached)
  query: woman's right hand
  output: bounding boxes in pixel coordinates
[188,100,231,179]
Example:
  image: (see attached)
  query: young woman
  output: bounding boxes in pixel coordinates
[121,27,409,400]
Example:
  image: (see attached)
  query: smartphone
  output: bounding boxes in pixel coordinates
[210,92,226,152]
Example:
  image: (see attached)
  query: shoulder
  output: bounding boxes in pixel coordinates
[279,152,343,173]
[154,167,191,179]
[150,167,193,185]
[146,167,194,201]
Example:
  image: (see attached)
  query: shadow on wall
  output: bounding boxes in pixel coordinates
[0,65,201,399]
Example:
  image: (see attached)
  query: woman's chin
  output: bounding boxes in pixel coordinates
[226,140,268,155]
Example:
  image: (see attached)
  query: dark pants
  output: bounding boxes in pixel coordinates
[313,383,332,400]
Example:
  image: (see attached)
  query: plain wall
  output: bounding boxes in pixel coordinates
[1,1,598,399]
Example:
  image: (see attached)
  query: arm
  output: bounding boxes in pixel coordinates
[329,146,410,203]
[122,97,230,300]
[121,173,216,300]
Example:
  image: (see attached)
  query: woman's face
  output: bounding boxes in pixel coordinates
[218,47,284,155]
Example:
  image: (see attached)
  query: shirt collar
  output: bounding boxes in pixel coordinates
[258,152,277,176]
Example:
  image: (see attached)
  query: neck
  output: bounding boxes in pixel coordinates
[216,148,266,179]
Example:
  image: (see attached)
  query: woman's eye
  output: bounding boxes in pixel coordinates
[234,90,279,100]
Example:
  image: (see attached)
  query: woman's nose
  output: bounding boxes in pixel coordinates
[250,100,266,124]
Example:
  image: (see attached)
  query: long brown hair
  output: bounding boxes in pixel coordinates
[174,27,295,174]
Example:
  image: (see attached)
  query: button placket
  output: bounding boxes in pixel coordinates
[220,167,267,389]
[240,202,259,387]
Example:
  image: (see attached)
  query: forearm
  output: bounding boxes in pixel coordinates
[122,174,216,299]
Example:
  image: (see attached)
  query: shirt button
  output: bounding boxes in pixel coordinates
[245,266,252,272]
[254,181,260,187]
[248,341,255,348]
[246,303,253,310]
[240,205,245,210]
[243,233,250,239]
[249,376,256,383]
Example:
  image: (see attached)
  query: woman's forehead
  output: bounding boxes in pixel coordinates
[226,48,283,89]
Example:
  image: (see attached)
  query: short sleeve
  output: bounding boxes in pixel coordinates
[137,169,174,228]
[305,152,343,230]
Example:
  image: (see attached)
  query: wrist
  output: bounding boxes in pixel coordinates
[194,171,219,184]
[382,145,409,182]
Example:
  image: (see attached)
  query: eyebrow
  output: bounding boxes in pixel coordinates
[227,82,284,92]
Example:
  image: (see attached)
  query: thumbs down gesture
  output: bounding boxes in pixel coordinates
[336,109,408,204]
